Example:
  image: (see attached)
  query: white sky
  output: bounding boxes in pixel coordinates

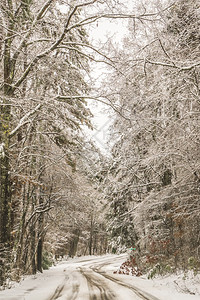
[86,17,130,153]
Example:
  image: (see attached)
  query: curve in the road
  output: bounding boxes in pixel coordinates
[48,255,160,300]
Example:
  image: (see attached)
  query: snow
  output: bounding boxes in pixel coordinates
[110,272,200,300]
[103,256,200,300]
[0,264,67,300]
[0,254,200,300]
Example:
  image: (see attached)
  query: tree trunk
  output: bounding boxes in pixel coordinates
[0,2,15,282]
[69,229,80,257]
[37,187,44,273]
[0,104,12,284]
[37,238,43,273]
[0,37,13,286]
[89,217,94,256]
[30,219,37,274]
[0,152,11,285]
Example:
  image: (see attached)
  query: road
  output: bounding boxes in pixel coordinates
[48,255,160,300]
[0,254,160,300]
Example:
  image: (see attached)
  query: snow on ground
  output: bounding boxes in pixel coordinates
[103,255,200,300]
[0,254,200,300]
[0,263,68,300]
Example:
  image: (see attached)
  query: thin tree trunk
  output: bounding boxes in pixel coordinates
[69,229,80,257]
[37,188,44,273]
[30,217,37,274]
[0,13,14,283]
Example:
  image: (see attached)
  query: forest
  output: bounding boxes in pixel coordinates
[0,0,199,287]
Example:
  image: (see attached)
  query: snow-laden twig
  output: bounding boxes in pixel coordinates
[9,103,42,138]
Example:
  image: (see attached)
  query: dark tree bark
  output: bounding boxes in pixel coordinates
[0,4,14,283]
[69,229,80,257]
[37,238,43,273]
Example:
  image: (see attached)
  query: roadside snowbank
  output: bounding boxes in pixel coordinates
[0,264,67,300]
[103,255,200,300]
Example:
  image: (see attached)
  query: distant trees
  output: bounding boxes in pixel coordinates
[45,143,108,259]
[103,0,200,271]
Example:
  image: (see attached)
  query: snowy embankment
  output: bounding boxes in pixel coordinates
[103,256,200,300]
[0,254,199,300]
[0,263,68,300]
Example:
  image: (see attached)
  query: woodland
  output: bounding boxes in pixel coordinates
[0,0,199,286]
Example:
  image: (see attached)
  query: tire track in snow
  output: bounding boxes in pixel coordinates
[48,255,160,300]
[80,268,116,300]
[48,283,65,300]
[48,273,80,300]
[87,256,159,300]
[92,270,160,300]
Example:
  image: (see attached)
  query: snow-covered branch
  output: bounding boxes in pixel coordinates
[9,103,42,138]
[146,58,200,71]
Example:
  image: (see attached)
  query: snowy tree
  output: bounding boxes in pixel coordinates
[0,0,93,283]
[103,0,200,271]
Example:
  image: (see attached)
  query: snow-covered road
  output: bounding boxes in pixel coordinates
[0,254,200,300]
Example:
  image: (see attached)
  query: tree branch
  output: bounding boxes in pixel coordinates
[9,103,42,138]
[146,58,200,71]
[55,95,131,121]
[11,0,55,68]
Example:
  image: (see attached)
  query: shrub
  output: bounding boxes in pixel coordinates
[42,251,53,270]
